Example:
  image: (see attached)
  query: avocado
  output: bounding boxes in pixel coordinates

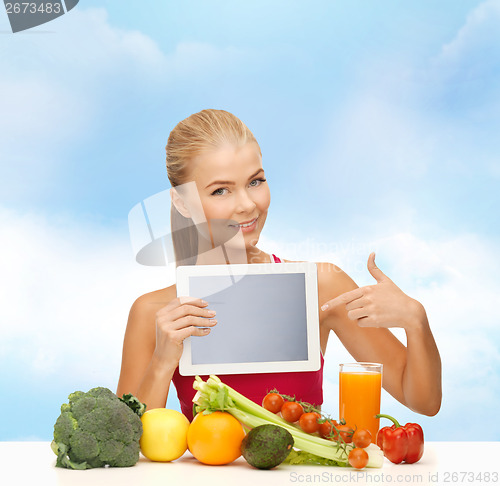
[241,424,294,469]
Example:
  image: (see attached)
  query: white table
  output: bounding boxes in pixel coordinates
[1,442,499,486]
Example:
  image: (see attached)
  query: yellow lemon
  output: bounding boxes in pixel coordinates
[140,408,190,462]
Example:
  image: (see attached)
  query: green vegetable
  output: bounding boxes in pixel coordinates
[241,424,294,469]
[284,444,383,467]
[119,393,147,417]
[51,387,146,469]
[192,375,383,468]
[284,449,348,466]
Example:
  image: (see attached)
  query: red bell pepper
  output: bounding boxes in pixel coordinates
[375,414,424,464]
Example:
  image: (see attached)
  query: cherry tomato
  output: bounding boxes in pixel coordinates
[335,425,353,443]
[262,393,285,414]
[299,412,321,434]
[318,419,338,439]
[352,428,372,448]
[280,401,304,423]
[348,447,369,469]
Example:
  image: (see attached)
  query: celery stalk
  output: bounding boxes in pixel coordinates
[192,375,383,468]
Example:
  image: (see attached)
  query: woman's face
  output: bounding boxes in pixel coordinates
[188,141,270,249]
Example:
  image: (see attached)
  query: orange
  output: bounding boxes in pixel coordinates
[187,411,245,465]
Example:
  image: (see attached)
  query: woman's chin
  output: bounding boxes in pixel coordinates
[222,235,260,251]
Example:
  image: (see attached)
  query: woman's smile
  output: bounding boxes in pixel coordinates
[228,216,259,232]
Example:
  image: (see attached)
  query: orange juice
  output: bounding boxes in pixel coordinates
[339,363,382,443]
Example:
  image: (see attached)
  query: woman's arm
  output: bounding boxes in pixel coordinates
[116,287,217,409]
[318,256,442,416]
[116,290,174,408]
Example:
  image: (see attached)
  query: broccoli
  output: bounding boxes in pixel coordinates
[51,387,146,469]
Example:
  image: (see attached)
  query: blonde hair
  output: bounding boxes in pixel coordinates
[166,109,261,265]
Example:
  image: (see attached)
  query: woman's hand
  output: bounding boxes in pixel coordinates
[321,253,425,331]
[154,296,217,366]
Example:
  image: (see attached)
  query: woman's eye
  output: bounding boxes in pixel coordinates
[211,187,227,196]
[250,178,267,187]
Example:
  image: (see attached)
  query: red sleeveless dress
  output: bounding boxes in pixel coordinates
[171,254,324,420]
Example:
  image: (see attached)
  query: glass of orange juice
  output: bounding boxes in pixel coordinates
[339,362,383,443]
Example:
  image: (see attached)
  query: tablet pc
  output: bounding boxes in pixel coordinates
[176,262,320,376]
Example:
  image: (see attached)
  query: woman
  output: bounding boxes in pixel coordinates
[117,109,442,420]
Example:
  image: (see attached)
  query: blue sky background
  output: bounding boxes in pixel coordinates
[1,1,499,441]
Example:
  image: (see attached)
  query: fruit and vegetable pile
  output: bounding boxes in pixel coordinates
[52,377,424,471]
[190,375,383,469]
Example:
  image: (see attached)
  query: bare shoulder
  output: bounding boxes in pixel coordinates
[316,262,358,297]
[122,284,177,352]
[129,284,177,322]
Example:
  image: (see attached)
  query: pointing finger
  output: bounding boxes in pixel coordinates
[321,287,364,311]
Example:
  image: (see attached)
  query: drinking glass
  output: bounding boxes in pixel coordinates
[339,362,383,443]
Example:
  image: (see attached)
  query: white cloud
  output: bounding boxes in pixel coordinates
[375,232,499,334]
[324,94,432,180]
[164,42,251,79]
[0,8,166,133]
[430,0,500,120]
[0,206,174,386]
[0,8,167,79]
[438,0,500,67]
[0,8,167,199]
[311,0,500,199]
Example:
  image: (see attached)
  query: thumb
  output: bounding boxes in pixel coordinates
[367,252,389,283]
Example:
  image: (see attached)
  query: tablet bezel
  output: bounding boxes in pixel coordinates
[176,261,320,376]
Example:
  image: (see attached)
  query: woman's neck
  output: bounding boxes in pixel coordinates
[194,235,270,265]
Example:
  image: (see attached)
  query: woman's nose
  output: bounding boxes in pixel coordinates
[234,188,257,213]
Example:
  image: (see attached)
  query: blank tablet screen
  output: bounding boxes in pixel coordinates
[189,272,308,365]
